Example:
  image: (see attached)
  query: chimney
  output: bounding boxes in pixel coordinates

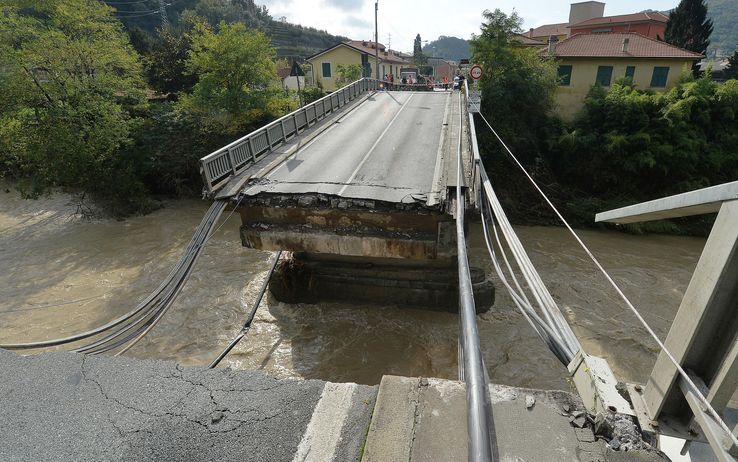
[529,28,534,37]
[622,37,630,53]
[548,35,558,55]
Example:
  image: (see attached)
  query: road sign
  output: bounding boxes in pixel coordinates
[470,65,483,80]
[468,90,481,113]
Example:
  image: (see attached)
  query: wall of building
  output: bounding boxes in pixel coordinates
[554,58,693,120]
[569,1,605,25]
[570,22,666,39]
[307,46,378,91]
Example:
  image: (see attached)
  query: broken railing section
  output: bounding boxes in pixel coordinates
[199,78,380,195]
[598,181,738,461]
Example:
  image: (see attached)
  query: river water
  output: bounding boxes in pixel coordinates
[0,188,707,390]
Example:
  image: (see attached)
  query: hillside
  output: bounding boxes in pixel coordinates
[707,0,738,56]
[103,0,347,59]
[422,36,470,62]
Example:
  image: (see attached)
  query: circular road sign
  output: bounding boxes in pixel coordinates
[470,65,483,80]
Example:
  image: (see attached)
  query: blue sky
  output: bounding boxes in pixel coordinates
[261,0,680,53]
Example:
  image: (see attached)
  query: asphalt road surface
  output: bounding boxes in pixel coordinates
[0,349,376,462]
[243,91,453,204]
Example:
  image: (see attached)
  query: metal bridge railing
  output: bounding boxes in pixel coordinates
[199,78,380,195]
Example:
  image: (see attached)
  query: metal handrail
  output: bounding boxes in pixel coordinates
[199,78,380,195]
[456,84,494,461]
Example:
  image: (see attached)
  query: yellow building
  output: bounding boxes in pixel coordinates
[306,41,409,91]
[543,32,703,120]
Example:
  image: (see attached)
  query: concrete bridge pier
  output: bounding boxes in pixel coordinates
[268,252,494,312]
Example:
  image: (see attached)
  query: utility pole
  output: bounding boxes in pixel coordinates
[374,1,379,80]
[158,0,170,29]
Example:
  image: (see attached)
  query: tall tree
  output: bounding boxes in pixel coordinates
[0,0,147,206]
[413,33,426,65]
[177,21,287,134]
[664,0,713,55]
[726,45,738,80]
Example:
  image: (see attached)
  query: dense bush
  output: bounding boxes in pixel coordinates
[547,75,738,226]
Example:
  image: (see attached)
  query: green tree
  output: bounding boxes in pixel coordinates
[471,9,558,164]
[0,0,148,211]
[335,64,363,86]
[726,45,738,80]
[177,21,286,134]
[665,0,714,55]
[413,33,426,65]
[145,27,198,96]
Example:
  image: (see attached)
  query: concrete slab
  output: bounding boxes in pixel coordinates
[0,349,376,462]
[362,375,669,462]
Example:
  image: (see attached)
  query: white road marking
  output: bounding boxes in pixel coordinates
[292,382,358,462]
[337,93,415,196]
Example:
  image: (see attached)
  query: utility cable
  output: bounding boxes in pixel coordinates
[208,250,282,369]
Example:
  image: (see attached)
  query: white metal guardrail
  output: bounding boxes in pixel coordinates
[199,78,380,195]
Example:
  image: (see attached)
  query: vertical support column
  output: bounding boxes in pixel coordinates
[644,199,738,423]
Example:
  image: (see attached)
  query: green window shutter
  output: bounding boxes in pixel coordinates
[558,65,573,86]
[595,66,613,86]
[322,62,332,78]
[650,66,669,87]
[625,66,636,79]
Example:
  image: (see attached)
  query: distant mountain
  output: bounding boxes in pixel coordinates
[422,36,470,62]
[103,0,348,59]
[706,0,738,57]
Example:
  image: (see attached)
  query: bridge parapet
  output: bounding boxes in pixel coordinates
[200,78,380,195]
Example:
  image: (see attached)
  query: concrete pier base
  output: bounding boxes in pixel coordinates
[268,252,495,312]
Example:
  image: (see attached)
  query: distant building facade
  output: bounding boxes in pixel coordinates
[544,33,703,119]
[568,12,668,39]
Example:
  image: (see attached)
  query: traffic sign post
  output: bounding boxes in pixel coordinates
[470,65,483,80]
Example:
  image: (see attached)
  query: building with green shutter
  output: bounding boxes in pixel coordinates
[542,32,703,120]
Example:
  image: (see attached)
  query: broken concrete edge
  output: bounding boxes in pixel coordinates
[235,192,446,213]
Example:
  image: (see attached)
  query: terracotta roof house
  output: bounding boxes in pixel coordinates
[568,11,668,39]
[542,32,703,119]
[525,23,571,43]
[306,41,409,91]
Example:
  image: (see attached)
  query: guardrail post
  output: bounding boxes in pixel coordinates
[265,128,272,151]
[280,119,286,142]
[227,148,237,174]
[247,137,256,161]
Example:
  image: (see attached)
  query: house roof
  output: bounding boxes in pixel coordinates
[542,32,704,59]
[345,40,409,64]
[305,41,409,65]
[514,34,545,46]
[277,68,291,79]
[569,11,668,28]
[526,22,569,38]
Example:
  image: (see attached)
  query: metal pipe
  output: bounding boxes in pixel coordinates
[454,91,494,461]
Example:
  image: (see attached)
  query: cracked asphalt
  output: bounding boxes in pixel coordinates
[0,349,376,462]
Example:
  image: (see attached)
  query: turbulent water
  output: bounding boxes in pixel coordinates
[0,188,707,390]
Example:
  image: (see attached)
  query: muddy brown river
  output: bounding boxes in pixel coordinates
[0,188,707,390]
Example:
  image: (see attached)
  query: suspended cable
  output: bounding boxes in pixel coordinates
[208,250,282,369]
[474,108,738,450]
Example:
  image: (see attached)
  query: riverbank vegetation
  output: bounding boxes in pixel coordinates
[0,0,317,216]
[471,7,738,235]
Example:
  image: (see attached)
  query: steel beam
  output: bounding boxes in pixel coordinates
[644,199,738,422]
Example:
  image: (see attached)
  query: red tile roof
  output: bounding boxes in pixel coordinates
[526,22,569,38]
[277,68,291,79]
[542,32,703,59]
[346,40,409,64]
[569,11,668,28]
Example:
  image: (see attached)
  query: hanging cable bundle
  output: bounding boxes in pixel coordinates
[0,200,228,354]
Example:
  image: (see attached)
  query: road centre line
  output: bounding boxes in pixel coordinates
[337,93,416,196]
